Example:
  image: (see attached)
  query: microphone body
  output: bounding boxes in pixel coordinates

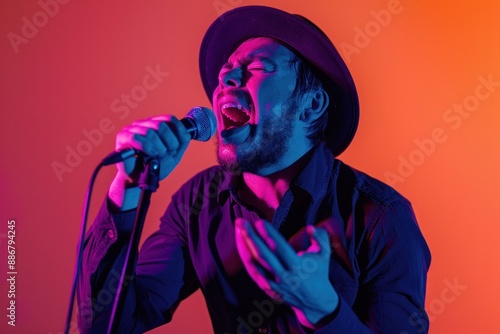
[102,107,216,165]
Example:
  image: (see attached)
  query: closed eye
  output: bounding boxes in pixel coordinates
[248,67,266,71]
[247,63,274,73]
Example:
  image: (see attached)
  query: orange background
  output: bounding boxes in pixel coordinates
[1,0,499,333]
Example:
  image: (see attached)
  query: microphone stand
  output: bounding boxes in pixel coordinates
[107,157,160,334]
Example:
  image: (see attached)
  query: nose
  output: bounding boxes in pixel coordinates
[219,67,243,88]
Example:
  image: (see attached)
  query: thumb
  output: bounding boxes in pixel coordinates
[306,225,331,256]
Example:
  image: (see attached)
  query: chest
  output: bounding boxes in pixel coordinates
[186,200,361,308]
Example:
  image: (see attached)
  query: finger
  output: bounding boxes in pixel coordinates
[146,116,190,156]
[165,116,191,161]
[149,115,172,122]
[306,226,331,257]
[252,219,276,250]
[125,115,191,159]
[267,280,286,303]
[236,219,285,277]
[127,118,181,155]
[130,117,164,127]
[236,221,277,276]
[116,125,161,155]
[254,220,299,269]
[235,219,276,282]
[115,126,165,157]
[130,116,186,142]
[156,121,181,155]
[143,116,191,161]
[235,219,261,260]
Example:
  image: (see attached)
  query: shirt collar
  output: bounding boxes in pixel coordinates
[290,142,335,203]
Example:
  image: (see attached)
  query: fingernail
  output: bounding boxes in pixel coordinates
[306,225,316,234]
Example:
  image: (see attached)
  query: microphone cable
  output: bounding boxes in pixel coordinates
[64,161,105,334]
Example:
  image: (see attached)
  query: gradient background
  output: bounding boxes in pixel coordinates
[1,0,499,333]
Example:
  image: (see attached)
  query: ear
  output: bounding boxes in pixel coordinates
[298,88,329,124]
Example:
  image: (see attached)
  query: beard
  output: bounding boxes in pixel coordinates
[216,98,298,175]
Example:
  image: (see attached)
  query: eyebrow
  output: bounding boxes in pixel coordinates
[222,55,276,69]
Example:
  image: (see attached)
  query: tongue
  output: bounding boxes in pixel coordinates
[221,124,251,145]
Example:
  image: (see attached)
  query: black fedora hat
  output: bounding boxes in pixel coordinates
[199,5,359,156]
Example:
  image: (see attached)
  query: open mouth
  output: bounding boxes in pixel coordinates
[220,103,251,129]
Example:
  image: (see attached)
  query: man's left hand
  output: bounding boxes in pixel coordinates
[234,218,339,329]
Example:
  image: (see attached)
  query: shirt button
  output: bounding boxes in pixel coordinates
[107,230,115,238]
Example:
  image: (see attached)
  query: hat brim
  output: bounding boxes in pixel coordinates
[199,5,359,156]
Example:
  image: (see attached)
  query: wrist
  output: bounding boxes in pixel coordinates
[108,174,141,212]
[295,286,339,329]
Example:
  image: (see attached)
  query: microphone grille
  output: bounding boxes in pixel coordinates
[187,107,217,141]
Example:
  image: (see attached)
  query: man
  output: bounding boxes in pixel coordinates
[78,6,431,334]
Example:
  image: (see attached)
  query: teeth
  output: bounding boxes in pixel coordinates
[221,103,243,110]
[220,102,250,116]
[220,102,250,126]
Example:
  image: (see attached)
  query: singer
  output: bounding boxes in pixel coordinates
[77,6,431,333]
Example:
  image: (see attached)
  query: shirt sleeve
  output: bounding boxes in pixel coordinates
[312,199,431,334]
[77,196,200,333]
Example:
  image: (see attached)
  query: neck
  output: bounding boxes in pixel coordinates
[239,148,313,220]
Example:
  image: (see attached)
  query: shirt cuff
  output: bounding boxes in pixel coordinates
[104,196,138,236]
[312,296,370,334]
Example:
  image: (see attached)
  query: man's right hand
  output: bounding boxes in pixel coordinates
[108,115,192,211]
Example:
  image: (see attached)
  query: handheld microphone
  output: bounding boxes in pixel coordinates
[101,106,216,165]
